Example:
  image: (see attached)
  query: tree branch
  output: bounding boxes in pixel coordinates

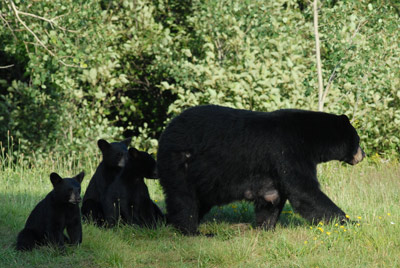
[16,10,78,33]
[0,64,14,69]
[319,20,368,108]
[313,0,324,111]
[0,12,17,40]
[7,0,81,68]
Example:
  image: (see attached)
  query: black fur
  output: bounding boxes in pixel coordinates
[157,105,365,235]
[81,138,131,225]
[16,172,85,251]
[103,148,164,227]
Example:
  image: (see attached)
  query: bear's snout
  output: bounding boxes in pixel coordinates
[69,192,82,204]
[351,146,365,165]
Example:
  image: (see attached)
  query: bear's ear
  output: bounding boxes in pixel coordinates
[50,173,63,187]
[121,137,132,147]
[97,139,110,152]
[128,147,140,159]
[74,171,85,184]
[339,114,350,123]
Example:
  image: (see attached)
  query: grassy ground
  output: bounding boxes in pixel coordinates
[0,150,399,268]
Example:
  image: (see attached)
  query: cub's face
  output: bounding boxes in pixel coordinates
[50,172,85,204]
[128,148,158,179]
[98,138,132,168]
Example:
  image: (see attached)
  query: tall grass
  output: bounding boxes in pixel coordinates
[0,141,399,267]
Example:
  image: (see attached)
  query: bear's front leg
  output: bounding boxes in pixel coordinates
[66,219,82,244]
[120,199,138,225]
[82,199,104,225]
[102,197,119,227]
[285,175,347,224]
[47,229,65,250]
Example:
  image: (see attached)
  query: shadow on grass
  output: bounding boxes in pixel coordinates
[201,201,306,228]
[0,190,308,249]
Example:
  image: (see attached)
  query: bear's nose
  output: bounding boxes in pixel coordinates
[361,148,366,158]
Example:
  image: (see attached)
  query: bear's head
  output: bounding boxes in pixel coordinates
[50,171,85,204]
[127,147,158,179]
[337,115,365,165]
[98,137,132,168]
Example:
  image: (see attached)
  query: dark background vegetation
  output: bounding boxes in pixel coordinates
[0,0,399,159]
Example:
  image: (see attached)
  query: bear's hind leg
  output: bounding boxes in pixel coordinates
[16,228,38,251]
[254,194,287,230]
[159,151,200,235]
[166,194,199,235]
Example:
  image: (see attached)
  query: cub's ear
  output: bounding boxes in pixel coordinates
[97,139,110,152]
[74,171,85,184]
[50,173,63,187]
[128,147,140,159]
[121,137,132,147]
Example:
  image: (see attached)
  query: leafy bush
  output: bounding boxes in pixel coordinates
[159,0,400,157]
[0,0,399,159]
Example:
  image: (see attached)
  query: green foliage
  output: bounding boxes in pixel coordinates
[160,0,315,114]
[303,0,400,157]
[0,0,399,158]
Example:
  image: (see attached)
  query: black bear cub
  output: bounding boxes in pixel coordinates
[103,148,164,228]
[81,138,131,226]
[16,172,85,251]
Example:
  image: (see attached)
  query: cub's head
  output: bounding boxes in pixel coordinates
[50,171,85,205]
[127,148,158,179]
[98,137,132,168]
[337,114,365,165]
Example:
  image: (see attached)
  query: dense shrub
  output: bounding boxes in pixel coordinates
[0,0,399,159]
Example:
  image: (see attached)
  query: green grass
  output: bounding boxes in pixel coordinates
[1,150,399,267]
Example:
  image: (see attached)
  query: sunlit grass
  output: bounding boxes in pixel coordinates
[0,145,399,267]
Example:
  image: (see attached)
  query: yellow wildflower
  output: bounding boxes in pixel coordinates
[326,232,331,235]
[345,214,350,219]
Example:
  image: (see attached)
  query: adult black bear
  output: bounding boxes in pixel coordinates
[157,105,365,235]
[81,138,131,226]
[103,148,164,227]
[16,172,85,251]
